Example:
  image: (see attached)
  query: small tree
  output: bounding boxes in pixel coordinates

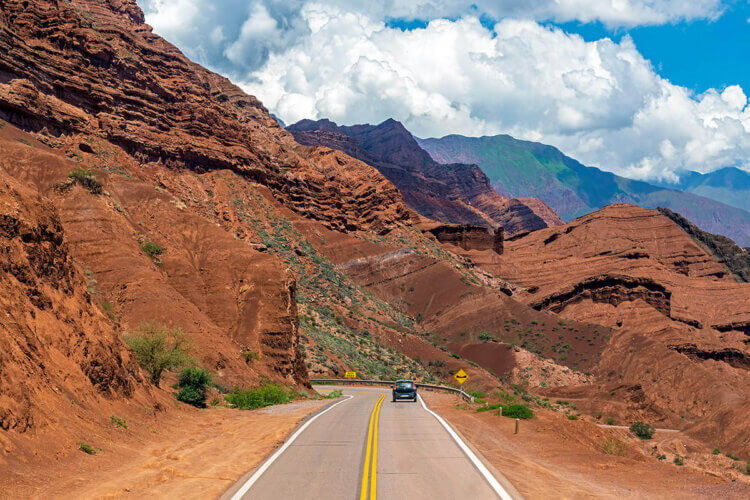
[123,323,192,386]
[176,367,212,407]
[629,421,655,440]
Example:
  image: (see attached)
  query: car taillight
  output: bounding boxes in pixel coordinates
[393,384,397,389]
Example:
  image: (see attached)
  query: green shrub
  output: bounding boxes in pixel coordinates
[496,391,517,404]
[726,453,739,461]
[78,442,97,455]
[110,415,127,429]
[476,403,502,413]
[629,421,655,440]
[657,454,667,460]
[673,454,685,466]
[140,242,164,262]
[324,389,342,399]
[605,416,615,425]
[241,349,260,363]
[176,367,212,407]
[501,404,534,419]
[712,448,720,455]
[225,383,291,410]
[602,438,626,456]
[123,323,192,386]
[567,414,579,420]
[478,332,494,342]
[67,167,103,194]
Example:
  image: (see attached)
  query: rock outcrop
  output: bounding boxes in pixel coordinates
[0,166,159,438]
[427,224,503,254]
[0,0,411,236]
[287,118,562,235]
[492,204,750,456]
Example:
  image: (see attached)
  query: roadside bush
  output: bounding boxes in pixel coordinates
[605,416,615,425]
[501,404,534,419]
[225,383,291,410]
[567,414,579,420]
[476,403,502,413]
[176,367,212,407]
[67,167,103,194]
[324,389,342,399]
[123,323,192,386]
[629,421,655,440]
[673,454,685,466]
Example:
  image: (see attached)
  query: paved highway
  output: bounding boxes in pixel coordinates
[225,386,519,500]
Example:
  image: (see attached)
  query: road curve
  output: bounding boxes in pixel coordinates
[224,386,518,500]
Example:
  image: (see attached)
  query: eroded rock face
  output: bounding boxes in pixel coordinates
[0,0,411,235]
[494,204,750,456]
[0,168,151,433]
[287,118,563,235]
[427,224,503,254]
[530,274,671,316]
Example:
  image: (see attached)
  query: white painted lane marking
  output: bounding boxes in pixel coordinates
[230,395,354,500]
[418,394,514,500]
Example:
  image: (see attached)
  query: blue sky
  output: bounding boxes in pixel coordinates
[138,0,750,181]
[555,2,750,94]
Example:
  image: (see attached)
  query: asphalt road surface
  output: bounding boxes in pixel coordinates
[225,386,517,500]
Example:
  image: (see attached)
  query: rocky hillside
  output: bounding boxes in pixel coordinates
[0,163,165,457]
[658,207,750,283]
[1,0,748,469]
[288,118,562,236]
[478,204,750,456]
[418,134,750,247]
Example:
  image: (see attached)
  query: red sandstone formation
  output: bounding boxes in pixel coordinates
[491,204,750,456]
[426,223,504,254]
[287,118,563,235]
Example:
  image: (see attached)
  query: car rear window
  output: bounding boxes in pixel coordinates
[396,381,414,389]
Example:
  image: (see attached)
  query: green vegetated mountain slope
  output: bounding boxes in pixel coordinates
[418,135,750,247]
[655,167,750,213]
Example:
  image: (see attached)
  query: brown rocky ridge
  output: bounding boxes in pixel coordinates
[287,118,563,236]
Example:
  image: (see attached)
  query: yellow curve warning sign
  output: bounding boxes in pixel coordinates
[453,368,468,385]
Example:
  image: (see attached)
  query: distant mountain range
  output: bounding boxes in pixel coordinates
[418,134,750,247]
[287,119,563,235]
[653,167,750,213]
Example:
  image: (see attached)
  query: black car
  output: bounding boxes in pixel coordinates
[392,380,417,402]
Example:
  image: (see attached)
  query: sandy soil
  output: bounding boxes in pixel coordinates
[1,399,329,499]
[423,392,750,499]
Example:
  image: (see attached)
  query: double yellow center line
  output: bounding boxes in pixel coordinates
[360,393,385,500]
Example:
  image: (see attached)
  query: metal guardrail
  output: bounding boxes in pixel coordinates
[310,378,475,403]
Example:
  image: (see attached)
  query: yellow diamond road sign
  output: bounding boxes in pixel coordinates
[344,371,357,379]
[454,368,468,385]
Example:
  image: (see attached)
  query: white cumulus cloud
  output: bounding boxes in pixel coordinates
[136,0,749,181]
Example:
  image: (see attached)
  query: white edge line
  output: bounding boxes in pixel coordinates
[418,394,513,500]
[229,395,354,500]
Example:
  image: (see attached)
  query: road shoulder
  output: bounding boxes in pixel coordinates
[1,399,330,499]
